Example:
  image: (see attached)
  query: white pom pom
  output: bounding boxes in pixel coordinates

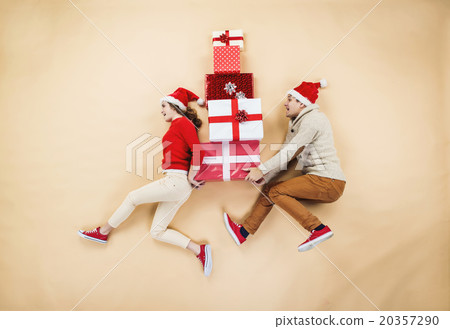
[320,79,327,88]
[197,98,205,106]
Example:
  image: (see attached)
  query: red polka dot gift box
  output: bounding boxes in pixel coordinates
[213,45,240,74]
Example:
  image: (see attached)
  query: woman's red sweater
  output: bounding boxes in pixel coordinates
[161,117,204,172]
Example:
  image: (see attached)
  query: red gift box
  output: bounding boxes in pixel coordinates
[205,73,254,106]
[193,140,260,182]
[213,45,240,74]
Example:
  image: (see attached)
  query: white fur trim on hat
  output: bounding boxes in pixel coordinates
[320,79,327,88]
[197,98,205,106]
[160,96,186,111]
[286,89,312,106]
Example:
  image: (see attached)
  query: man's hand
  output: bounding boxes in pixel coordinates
[254,177,266,186]
[243,167,264,183]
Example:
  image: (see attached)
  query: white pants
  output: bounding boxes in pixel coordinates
[107,173,192,249]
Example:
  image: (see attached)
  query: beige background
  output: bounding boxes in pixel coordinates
[0,0,448,311]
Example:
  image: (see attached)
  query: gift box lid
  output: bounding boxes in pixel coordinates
[212,29,244,51]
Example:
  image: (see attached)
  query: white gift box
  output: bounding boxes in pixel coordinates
[208,98,263,142]
[212,29,244,51]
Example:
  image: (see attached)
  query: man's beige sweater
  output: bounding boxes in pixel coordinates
[258,104,346,182]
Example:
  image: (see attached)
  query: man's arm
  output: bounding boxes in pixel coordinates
[258,124,317,176]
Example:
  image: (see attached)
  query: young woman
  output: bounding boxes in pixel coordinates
[78,88,212,276]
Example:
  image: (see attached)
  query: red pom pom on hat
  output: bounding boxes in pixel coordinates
[161,87,205,111]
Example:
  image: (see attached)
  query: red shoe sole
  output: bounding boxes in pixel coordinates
[77,230,107,244]
[297,231,333,252]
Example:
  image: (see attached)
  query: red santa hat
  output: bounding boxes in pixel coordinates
[160,87,205,111]
[286,79,327,106]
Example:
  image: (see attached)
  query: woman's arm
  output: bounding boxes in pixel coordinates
[180,120,206,189]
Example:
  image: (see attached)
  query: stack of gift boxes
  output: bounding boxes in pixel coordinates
[194,29,264,181]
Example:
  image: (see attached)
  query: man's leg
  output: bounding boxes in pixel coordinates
[223,181,282,245]
[267,174,345,231]
[241,181,282,234]
[267,174,345,251]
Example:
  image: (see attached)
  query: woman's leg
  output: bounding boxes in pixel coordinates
[99,223,114,235]
[148,180,211,276]
[186,241,201,255]
[150,199,210,276]
[106,175,190,230]
[149,192,192,249]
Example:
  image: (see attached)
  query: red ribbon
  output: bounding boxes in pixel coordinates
[212,30,243,46]
[208,99,262,140]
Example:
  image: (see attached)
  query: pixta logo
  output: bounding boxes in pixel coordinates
[125,133,171,180]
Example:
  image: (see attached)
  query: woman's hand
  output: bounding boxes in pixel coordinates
[188,176,205,189]
[188,166,205,189]
[243,167,264,183]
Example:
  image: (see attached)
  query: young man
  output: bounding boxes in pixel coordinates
[224,79,346,252]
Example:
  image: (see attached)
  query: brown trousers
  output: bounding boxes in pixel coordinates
[243,174,346,234]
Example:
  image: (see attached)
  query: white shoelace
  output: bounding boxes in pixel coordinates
[197,251,205,263]
[306,230,315,240]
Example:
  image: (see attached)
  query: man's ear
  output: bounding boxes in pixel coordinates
[296,99,306,109]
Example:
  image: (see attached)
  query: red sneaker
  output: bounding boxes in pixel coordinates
[223,212,246,245]
[196,244,212,277]
[297,226,333,252]
[78,227,108,244]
